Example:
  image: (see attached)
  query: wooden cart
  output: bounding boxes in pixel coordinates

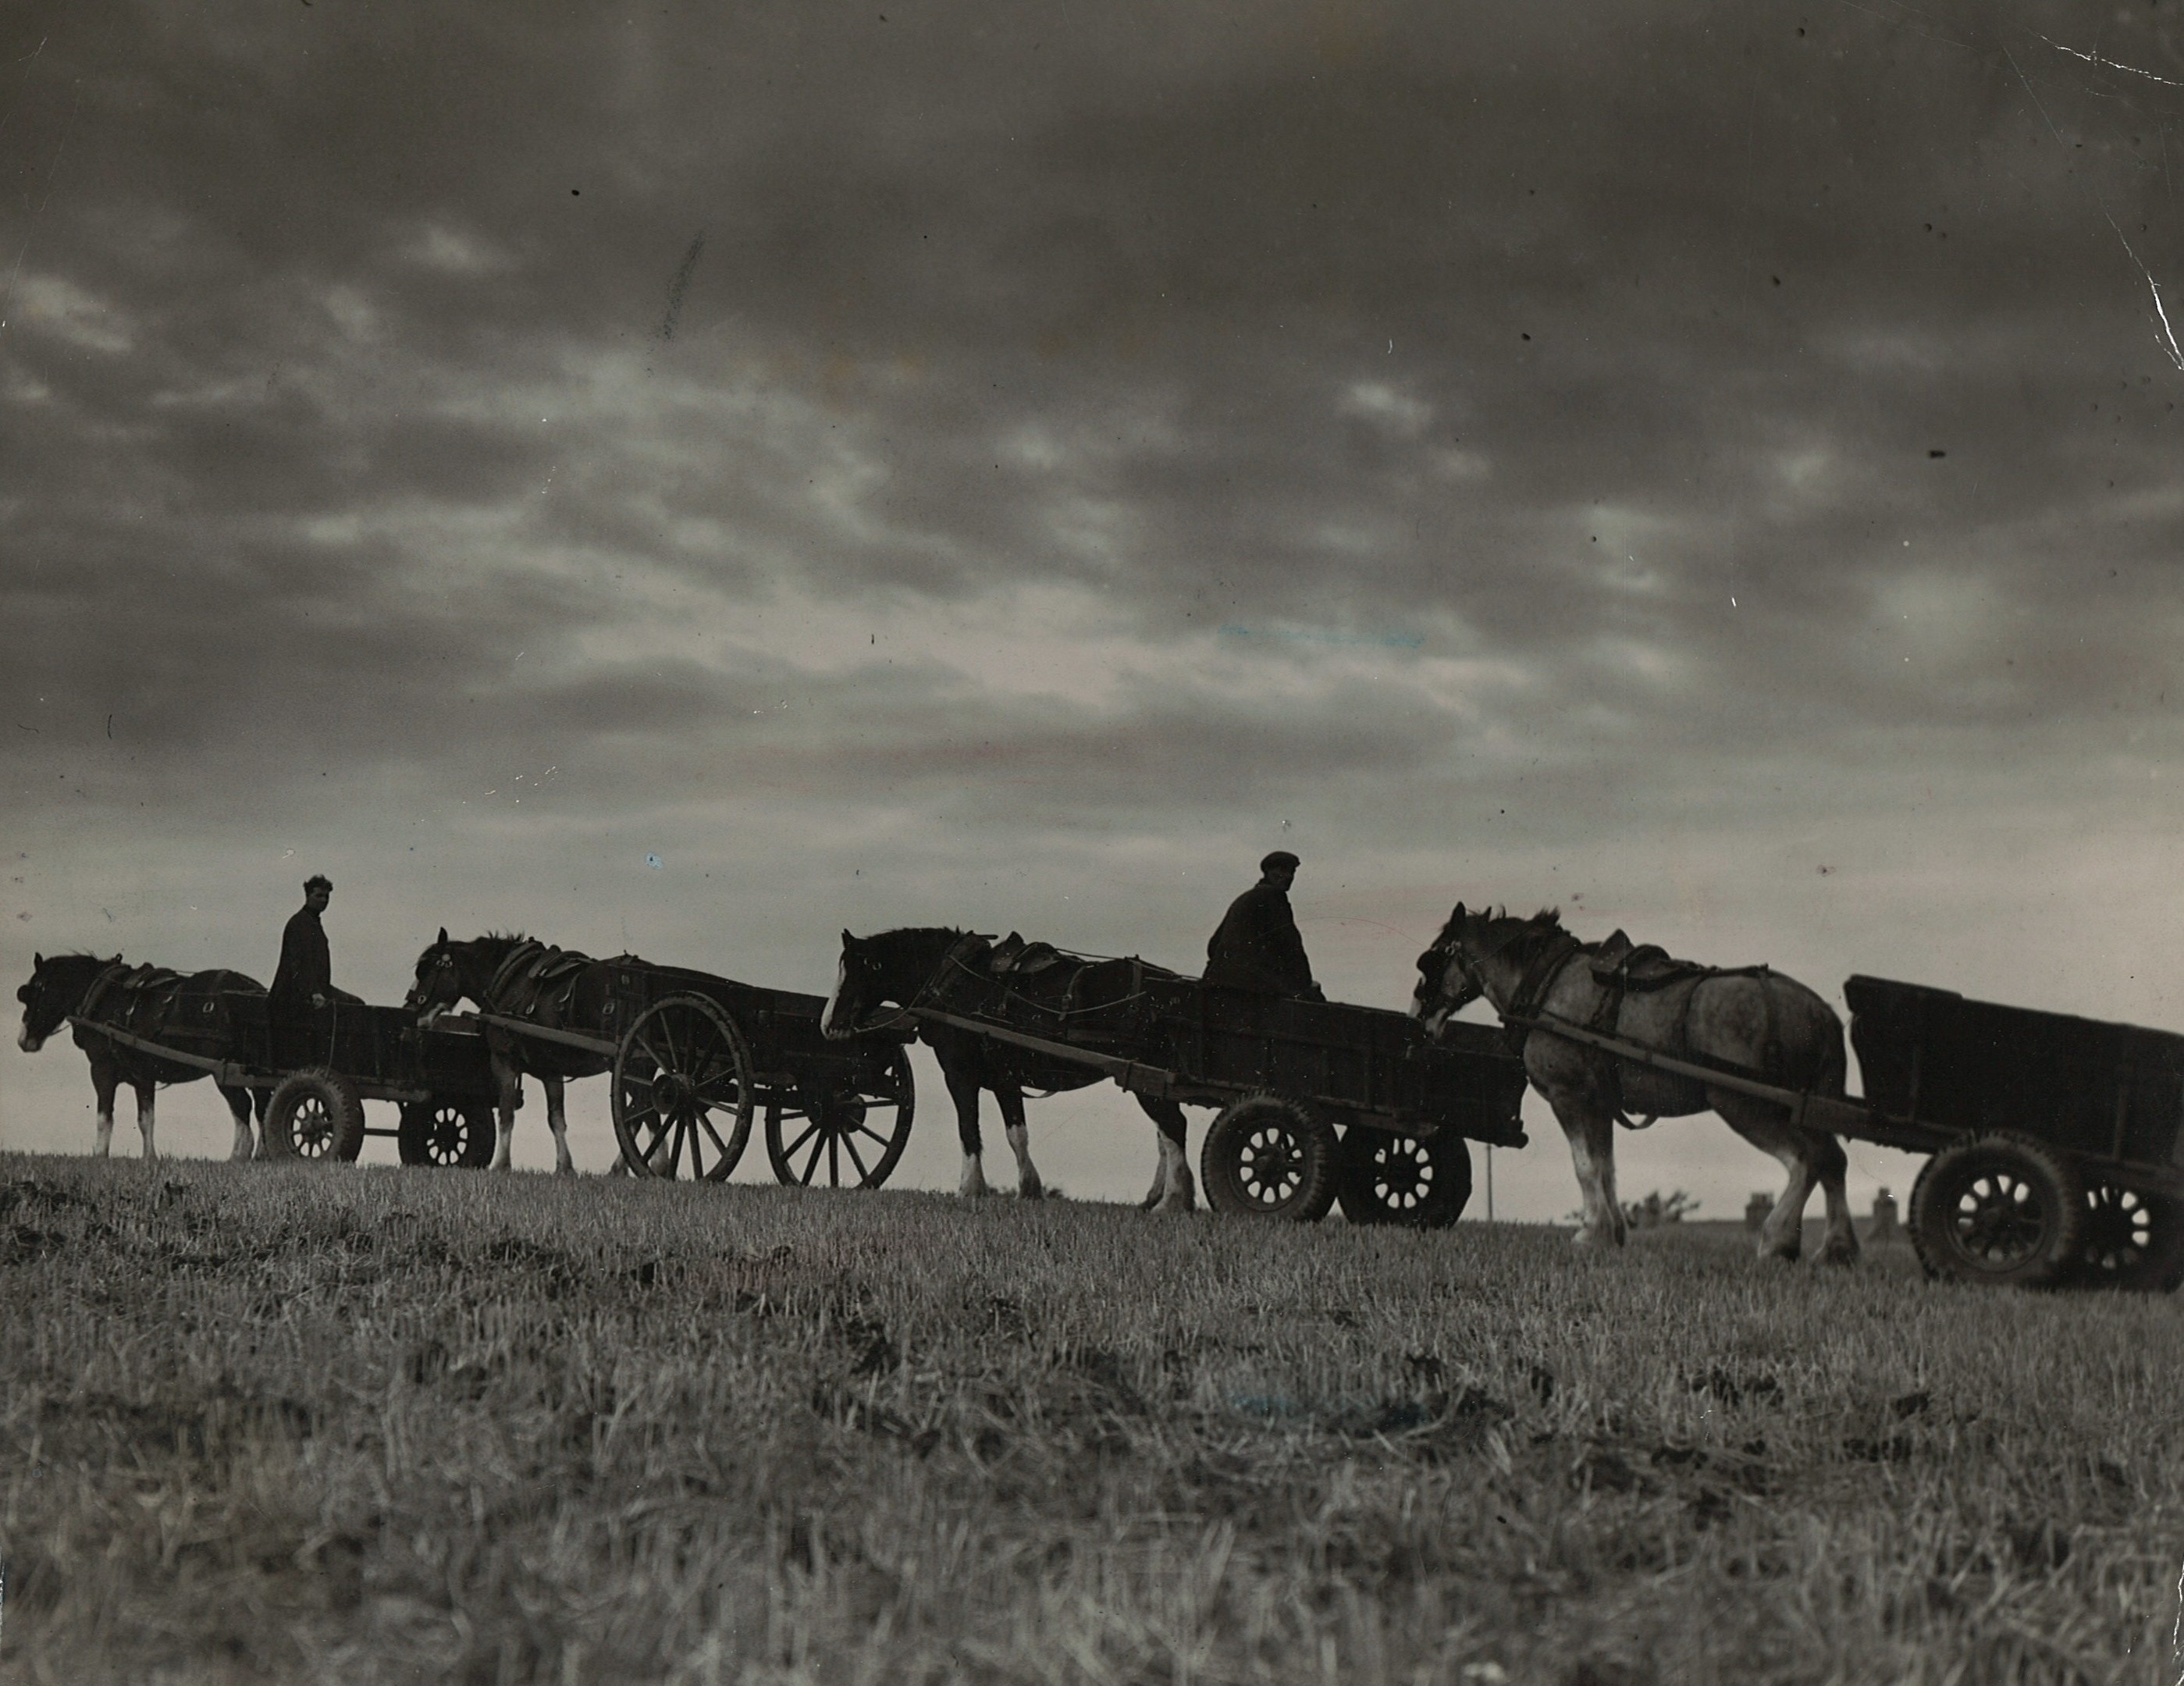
[1495,975,2184,1290]
[911,971,1530,1225]
[70,994,503,1167]
[461,961,916,1186]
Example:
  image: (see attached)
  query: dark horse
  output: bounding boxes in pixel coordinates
[406,930,623,1175]
[16,953,268,1161]
[821,927,1197,1210]
[1412,905,1859,1264]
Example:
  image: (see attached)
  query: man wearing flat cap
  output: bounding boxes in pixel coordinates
[271,874,336,1023]
[1204,851,1324,1000]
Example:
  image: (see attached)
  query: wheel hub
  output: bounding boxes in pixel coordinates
[654,1070,696,1116]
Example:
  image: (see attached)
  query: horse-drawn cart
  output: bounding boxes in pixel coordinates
[69,992,503,1167]
[1492,974,2184,1290]
[906,951,1530,1225]
[451,960,916,1186]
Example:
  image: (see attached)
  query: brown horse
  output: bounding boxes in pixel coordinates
[1411,905,1859,1264]
[821,927,1197,1210]
[405,930,617,1174]
[16,953,269,1161]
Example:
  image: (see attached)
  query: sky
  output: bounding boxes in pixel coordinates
[5,0,2184,1224]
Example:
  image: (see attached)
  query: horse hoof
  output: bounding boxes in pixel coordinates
[1817,1241,1860,1268]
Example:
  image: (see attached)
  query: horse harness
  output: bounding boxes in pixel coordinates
[1491,928,1776,1124]
[486,941,596,1026]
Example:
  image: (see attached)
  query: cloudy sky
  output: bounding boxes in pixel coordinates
[6,0,2183,1222]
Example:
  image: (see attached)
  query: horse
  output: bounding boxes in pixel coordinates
[820,927,1197,1211]
[1411,905,1859,1264]
[405,930,621,1174]
[16,952,269,1161]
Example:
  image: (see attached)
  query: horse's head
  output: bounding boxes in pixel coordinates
[822,930,893,1040]
[821,927,961,1040]
[17,952,119,1053]
[1410,905,1486,1039]
[1412,903,1564,1039]
[406,928,468,1025]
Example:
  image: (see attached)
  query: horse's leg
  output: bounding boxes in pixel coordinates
[251,1090,270,1161]
[1134,1095,1195,1213]
[134,1080,158,1162]
[995,1084,1044,1199]
[1802,1126,1859,1265]
[944,1064,990,1196]
[219,1083,254,1161]
[545,1076,574,1176]
[1715,1094,1826,1263]
[91,1062,119,1157]
[491,1055,521,1171]
[1547,1084,1624,1248]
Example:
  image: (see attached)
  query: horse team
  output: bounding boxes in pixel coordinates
[18,902,1866,1267]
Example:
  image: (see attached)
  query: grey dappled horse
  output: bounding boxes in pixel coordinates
[1412,905,1857,1264]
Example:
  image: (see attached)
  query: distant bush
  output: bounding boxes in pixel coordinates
[1563,1190,1698,1228]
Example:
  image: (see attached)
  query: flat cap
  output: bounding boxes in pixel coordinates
[1260,850,1300,873]
[304,873,333,892]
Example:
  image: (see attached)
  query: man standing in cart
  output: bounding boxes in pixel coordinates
[271,873,336,1023]
[1204,851,1325,1001]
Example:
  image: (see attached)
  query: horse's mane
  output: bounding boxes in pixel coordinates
[1428,905,1562,948]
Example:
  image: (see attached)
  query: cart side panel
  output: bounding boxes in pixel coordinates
[414,1019,501,1100]
[1846,973,2184,1166]
[1151,984,1527,1140]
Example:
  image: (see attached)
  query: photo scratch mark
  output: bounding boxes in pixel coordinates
[2102,211,2184,372]
[2038,32,2184,91]
[2005,47,2184,372]
[657,231,706,341]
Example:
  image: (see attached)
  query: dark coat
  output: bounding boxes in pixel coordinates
[271,905,331,1014]
[1204,883,1315,996]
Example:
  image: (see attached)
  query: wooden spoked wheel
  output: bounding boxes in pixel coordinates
[2074,1180,2184,1293]
[1338,1126,1473,1227]
[611,994,754,1180]
[766,1048,916,1189]
[1908,1133,2084,1289]
[1200,1093,1341,1222]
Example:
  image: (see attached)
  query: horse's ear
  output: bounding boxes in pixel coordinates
[32,951,42,966]
[437,927,449,944]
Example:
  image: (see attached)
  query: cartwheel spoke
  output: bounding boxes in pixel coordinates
[781,1119,820,1160]
[798,1134,823,1186]
[853,1120,895,1148]
[828,1133,841,1187]
[638,1032,672,1076]
[694,1075,745,1109]
[699,1111,732,1165]
[842,1130,870,1184]
[656,1011,684,1075]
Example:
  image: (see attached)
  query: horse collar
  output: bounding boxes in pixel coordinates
[486,940,547,1005]
[1498,930,1585,1052]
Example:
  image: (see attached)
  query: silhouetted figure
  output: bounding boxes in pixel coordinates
[272,875,335,1021]
[1745,1192,1771,1232]
[1867,1186,1901,1242]
[1204,851,1322,1000]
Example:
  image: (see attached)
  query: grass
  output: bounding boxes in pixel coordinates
[1,1153,2180,1686]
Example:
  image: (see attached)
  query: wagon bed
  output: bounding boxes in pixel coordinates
[910,954,1529,1225]
[1498,973,2184,1289]
[72,994,502,1166]
[458,959,916,1188]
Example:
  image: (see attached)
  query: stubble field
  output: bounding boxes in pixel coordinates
[0,1152,2179,1686]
